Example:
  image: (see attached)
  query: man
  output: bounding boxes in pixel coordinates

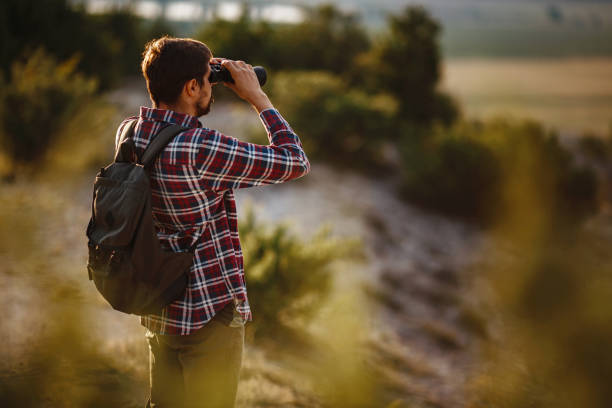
[118,36,310,408]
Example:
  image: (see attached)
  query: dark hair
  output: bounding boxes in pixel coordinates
[141,36,212,106]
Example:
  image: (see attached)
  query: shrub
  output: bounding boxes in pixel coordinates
[0,49,96,166]
[399,118,599,223]
[400,131,502,221]
[239,207,362,338]
[477,118,599,221]
[269,71,398,169]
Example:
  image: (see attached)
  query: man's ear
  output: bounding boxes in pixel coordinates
[184,78,199,98]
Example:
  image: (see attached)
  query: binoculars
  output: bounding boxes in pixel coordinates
[209,64,267,86]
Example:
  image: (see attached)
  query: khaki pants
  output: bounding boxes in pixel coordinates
[145,304,245,408]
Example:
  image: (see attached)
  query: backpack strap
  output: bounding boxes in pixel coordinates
[140,124,186,169]
[113,119,138,163]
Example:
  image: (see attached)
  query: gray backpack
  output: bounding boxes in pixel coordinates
[86,119,194,315]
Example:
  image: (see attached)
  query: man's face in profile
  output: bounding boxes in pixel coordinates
[196,64,214,117]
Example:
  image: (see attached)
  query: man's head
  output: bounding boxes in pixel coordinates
[141,36,213,116]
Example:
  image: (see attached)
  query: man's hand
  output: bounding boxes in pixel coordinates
[213,58,273,113]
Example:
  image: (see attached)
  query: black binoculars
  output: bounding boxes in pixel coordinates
[209,64,267,86]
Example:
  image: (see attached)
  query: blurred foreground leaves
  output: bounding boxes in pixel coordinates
[464,140,612,407]
[0,175,379,407]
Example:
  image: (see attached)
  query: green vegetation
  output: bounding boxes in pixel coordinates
[0,180,147,407]
[0,0,172,174]
[467,170,612,408]
[196,4,370,75]
[222,4,597,224]
[0,180,367,406]
[0,49,96,168]
[400,118,598,223]
[353,6,458,127]
[268,71,398,169]
[0,0,174,89]
[3,1,599,226]
[239,207,362,339]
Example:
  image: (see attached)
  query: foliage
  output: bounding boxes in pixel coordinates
[0,182,148,408]
[0,0,174,90]
[577,132,610,163]
[196,4,370,75]
[269,71,398,169]
[468,188,612,408]
[400,118,599,223]
[354,6,459,127]
[196,5,275,67]
[239,207,362,338]
[0,49,97,166]
[400,128,502,221]
[273,4,370,74]
[198,4,456,128]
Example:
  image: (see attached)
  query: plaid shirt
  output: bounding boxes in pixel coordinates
[115,106,310,335]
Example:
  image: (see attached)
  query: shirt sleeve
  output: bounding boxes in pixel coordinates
[195,108,310,191]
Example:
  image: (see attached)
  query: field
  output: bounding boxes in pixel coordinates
[440,57,612,136]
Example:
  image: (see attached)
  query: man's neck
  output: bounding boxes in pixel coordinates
[156,101,196,118]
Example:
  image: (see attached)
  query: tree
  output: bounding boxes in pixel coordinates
[0,0,155,89]
[356,6,459,127]
[195,4,370,74]
[275,4,370,74]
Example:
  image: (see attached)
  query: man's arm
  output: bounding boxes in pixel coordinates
[195,59,310,191]
[195,109,309,191]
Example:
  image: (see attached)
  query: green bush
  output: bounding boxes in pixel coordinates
[0,49,96,166]
[400,118,599,223]
[239,207,362,338]
[400,130,502,221]
[269,71,398,169]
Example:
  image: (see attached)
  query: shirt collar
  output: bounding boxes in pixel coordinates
[139,106,202,129]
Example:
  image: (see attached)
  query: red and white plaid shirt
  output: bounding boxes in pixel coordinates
[115,106,310,335]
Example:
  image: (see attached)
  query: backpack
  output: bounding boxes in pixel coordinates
[86,119,194,315]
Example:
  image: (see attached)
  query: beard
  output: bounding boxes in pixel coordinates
[196,94,214,117]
